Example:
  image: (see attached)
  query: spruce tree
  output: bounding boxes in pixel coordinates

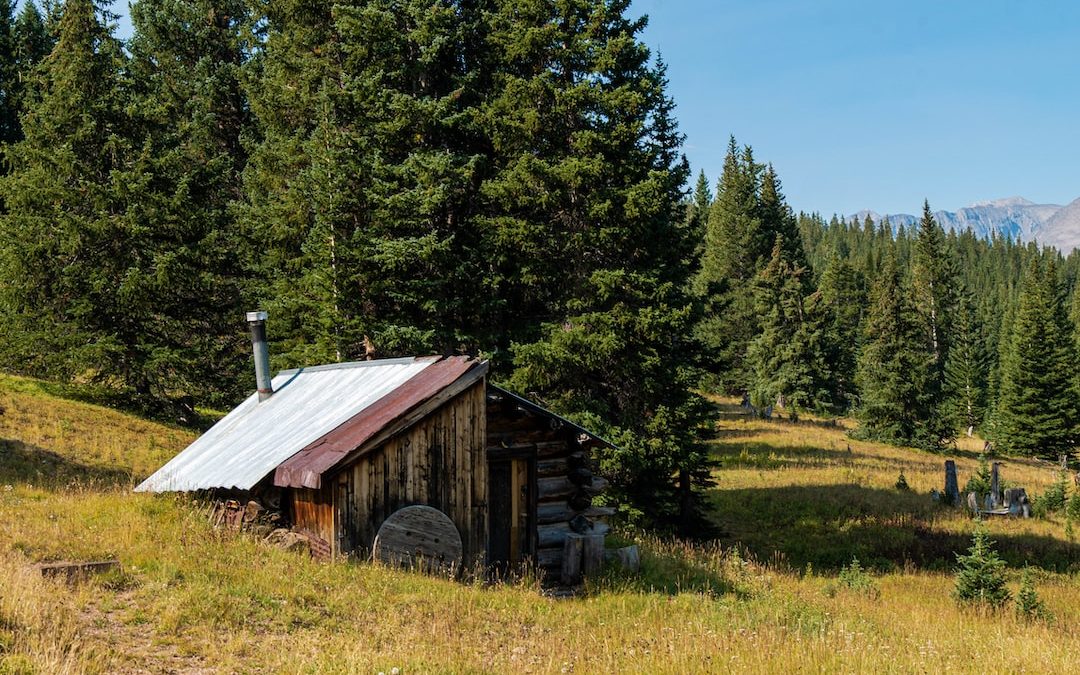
[503,0,714,532]
[953,524,1011,608]
[0,0,15,145]
[992,258,1078,458]
[945,290,989,435]
[747,235,828,412]
[0,0,132,381]
[855,251,948,449]
[817,243,866,410]
[121,0,253,409]
[694,137,765,391]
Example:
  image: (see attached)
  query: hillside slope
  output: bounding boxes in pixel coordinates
[1,375,1078,673]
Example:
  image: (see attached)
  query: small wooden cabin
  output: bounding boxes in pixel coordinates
[136,354,612,574]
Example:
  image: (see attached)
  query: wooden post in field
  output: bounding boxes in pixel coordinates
[990,463,1001,509]
[562,533,584,585]
[944,460,959,506]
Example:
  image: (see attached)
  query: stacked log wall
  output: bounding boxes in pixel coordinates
[486,397,609,575]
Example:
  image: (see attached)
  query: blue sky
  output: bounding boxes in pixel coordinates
[102,0,1080,216]
[630,0,1080,215]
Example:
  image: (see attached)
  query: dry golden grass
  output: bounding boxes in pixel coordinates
[0,377,1078,673]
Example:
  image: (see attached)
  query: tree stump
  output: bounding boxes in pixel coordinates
[561,533,585,585]
[967,492,979,513]
[582,533,605,575]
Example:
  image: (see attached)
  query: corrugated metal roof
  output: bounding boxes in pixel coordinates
[274,357,487,489]
[134,357,438,492]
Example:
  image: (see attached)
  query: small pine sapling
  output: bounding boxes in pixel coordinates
[895,472,910,491]
[1033,471,1069,517]
[1015,567,1048,620]
[953,524,1011,608]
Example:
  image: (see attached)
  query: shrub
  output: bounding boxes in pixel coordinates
[962,455,992,500]
[1065,492,1080,521]
[1015,567,1048,620]
[1033,472,1069,517]
[953,524,1010,608]
[823,557,879,599]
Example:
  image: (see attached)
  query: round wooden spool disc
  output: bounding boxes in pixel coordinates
[372,505,463,574]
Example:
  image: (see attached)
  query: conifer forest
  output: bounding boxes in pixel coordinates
[2,0,1079,533]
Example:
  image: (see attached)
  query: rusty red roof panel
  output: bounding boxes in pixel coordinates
[274,356,484,489]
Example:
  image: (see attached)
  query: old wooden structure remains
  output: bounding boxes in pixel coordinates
[137,313,614,579]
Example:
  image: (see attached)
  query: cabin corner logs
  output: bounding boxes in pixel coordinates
[285,379,612,579]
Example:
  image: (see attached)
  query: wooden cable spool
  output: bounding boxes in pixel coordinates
[372,505,463,575]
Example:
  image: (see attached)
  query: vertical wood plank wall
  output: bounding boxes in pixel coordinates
[306,379,490,563]
[292,484,335,550]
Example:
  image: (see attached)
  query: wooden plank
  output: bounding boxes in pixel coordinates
[471,379,488,562]
[538,521,609,549]
[537,504,615,525]
[488,461,513,568]
[37,560,120,581]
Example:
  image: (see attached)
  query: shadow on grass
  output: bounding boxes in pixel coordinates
[711,438,908,471]
[0,437,132,489]
[708,482,1080,574]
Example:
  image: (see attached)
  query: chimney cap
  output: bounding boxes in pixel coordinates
[246,310,268,323]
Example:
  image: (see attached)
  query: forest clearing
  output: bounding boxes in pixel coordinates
[1,374,1077,674]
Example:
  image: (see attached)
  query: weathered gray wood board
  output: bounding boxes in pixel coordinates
[373,505,463,574]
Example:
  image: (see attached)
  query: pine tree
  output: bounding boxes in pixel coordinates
[855,251,948,449]
[503,0,715,532]
[945,289,990,435]
[0,0,132,381]
[694,138,766,391]
[684,169,712,271]
[992,258,1078,458]
[747,235,828,412]
[953,524,1011,608]
[243,0,484,366]
[817,243,866,410]
[0,0,16,146]
[912,200,956,371]
[120,0,253,409]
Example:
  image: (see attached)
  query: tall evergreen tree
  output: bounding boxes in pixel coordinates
[503,0,714,532]
[817,242,866,410]
[747,235,828,412]
[0,0,16,146]
[945,290,989,435]
[121,0,253,408]
[992,258,1078,458]
[855,251,949,449]
[0,0,132,381]
[694,137,764,391]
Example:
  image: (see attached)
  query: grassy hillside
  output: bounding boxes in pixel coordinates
[1,374,1078,673]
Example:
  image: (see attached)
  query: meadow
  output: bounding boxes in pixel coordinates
[1,374,1078,673]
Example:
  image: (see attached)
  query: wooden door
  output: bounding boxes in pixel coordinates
[487,456,535,570]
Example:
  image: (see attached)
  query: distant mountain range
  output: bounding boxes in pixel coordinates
[846,196,1080,253]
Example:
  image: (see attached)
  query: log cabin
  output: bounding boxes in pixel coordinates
[136,312,613,576]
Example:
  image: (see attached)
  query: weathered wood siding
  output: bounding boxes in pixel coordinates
[325,379,488,563]
[292,484,335,550]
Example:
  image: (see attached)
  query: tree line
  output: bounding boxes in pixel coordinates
[1,1,1076,534]
[691,141,1080,460]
